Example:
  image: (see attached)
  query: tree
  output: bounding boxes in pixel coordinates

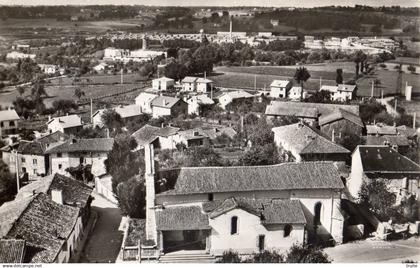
[246,117,275,147]
[335,131,365,152]
[116,176,146,218]
[52,99,78,115]
[352,50,367,78]
[31,78,48,99]
[239,45,254,66]
[17,86,25,96]
[239,143,279,166]
[65,164,94,183]
[294,67,311,102]
[0,159,16,206]
[336,68,343,85]
[304,90,332,103]
[407,65,416,74]
[244,250,284,263]
[359,99,386,123]
[74,88,85,100]
[216,251,242,263]
[101,109,124,135]
[181,146,224,167]
[285,244,331,263]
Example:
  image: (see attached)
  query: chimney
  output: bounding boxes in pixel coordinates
[51,189,63,205]
[144,144,157,243]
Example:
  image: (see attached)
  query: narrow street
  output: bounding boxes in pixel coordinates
[325,237,420,263]
[80,192,123,263]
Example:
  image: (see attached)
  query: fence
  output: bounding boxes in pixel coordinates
[94,176,118,204]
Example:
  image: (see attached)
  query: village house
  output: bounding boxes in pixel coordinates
[153,77,175,91]
[288,86,306,100]
[93,62,109,73]
[46,114,83,135]
[135,93,159,114]
[0,142,19,174]
[265,101,360,128]
[196,78,214,94]
[0,109,20,136]
[45,138,114,177]
[187,94,215,115]
[131,124,180,151]
[38,64,59,75]
[318,108,364,139]
[175,129,210,148]
[366,123,397,136]
[364,135,411,154]
[130,145,345,262]
[270,80,292,99]
[15,131,69,180]
[348,145,420,203]
[272,122,350,163]
[92,104,143,128]
[320,84,357,102]
[181,76,198,92]
[218,91,255,110]
[0,193,81,263]
[150,96,188,118]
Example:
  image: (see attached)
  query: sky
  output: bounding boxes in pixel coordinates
[0,0,419,7]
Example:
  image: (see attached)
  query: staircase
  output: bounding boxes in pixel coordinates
[158,250,216,263]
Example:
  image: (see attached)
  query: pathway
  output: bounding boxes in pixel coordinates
[376,96,400,117]
[79,192,123,263]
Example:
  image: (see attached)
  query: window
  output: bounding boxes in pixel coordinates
[0,122,3,127]
[57,153,62,158]
[33,158,37,165]
[9,121,15,127]
[284,224,293,237]
[208,193,214,201]
[231,216,238,235]
[21,157,25,163]
[58,164,62,170]
[33,169,37,175]
[314,202,322,226]
[258,235,265,251]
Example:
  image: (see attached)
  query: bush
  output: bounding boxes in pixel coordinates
[245,250,284,263]
[216,250,241,263]
[285,244,331,263]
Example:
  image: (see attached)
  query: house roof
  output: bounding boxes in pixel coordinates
[181,76,198,83]
[337,84,357,92]
[196,78,213,84]
[154,76,174,82]
[357,145,420,174]
[270,80,290,88]
[219,91,254,100]
[0,109,20,121]
[272,123,350,155]
[131,124,180,147]
[319,108,364,128]
[158,161,344,196]
[207,197,306,225]
[189,95,215,105]
[151,96,183,108]
[320,85,338,93]
[199,127,237,140]
[366,124,397,136]
[93,104,142,119]
[0,193,79,263]
[265,101,359,118]
[16,173,93,208]
[155,206,210,231]
[17,131,69,155]
[45,138,114,154]
[365,135,410,147]
[177,128,209,141]
[0,239,26,263]
[135,92,158,102]
[396,125,417,138]
[47,114,82,129]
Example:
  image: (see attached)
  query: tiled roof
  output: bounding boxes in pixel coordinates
[131,124,180,147]
[45,138,114,154]
[366,124,397,136]
[219,91,254,100]
[189,95,215,105]
[357,145,420,173]
[365,135,410,147]
[47,114,82,129]
[158,162,344,196]
[0,193,79,263]
[396,125,417,138]
[156,206,210,231]
[337,84,357,92]
[272,123,350,155]
[135,92,158,102]
[320,85,338,93]
[208,198,306,225]
[265,101,359,118]
[154,76,174,82]
[196,78,213,83]
[181,76,198,83]
[93,104,142,119]
[0,239,26,263]
[0,109,20,121]
[319,108,364,127]
[37,131,69,145]
[151,96,182,108]
[17,132,69,155]
[270,80,291,88]
[16,173,93,208]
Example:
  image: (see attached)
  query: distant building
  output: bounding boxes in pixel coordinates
[46,115,83,135]
[181,76,198,92]
[218,91,254,109]
[150,96,188,118]
[38,64,58,75]
[135,93,159,114]
[364,135,411,154]
[270,19,279,26]
[93,62,109,73]
[272,122,350,163]
[196,78,214,94]
[0,109,20,136]
[152,77,175,91]
[288,86,306,100]
[270,80,292,98]
[187,94,215,115]
[6,51,36,60]
[318,108,364,139]
[92,104,143,128]
[320,84,357,102]
[366,123,397,136]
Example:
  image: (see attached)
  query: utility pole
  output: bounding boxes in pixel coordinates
[413,112,416,129]
[371,80,374,98]
[319,77,322,89]
[90,98,93,124]
[15,150,19,193]
[120,68,124,85]
[254,74,257,91]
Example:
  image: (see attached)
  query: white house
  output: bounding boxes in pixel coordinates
[196,78,214,94]
[181,76,198,92]
[140,144,345,259]
[6,51,36,60]
[135,93,159,114]
[150,96,188,118]
[288,86,306,100]
[46,138,114,177]
[38,64,58,75]
[270,80,292,98]
[320,84,357,102]
[218,91,254,110]
[0,109,20,136]
[187,94,215,115]
[46,114,83,135]
[93,62,108,73]
[92,104,143,128]
[152,77,175,91]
